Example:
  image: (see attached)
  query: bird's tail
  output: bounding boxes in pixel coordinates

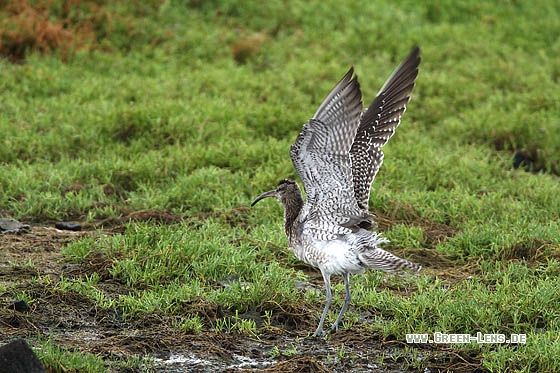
[359,247,421,272]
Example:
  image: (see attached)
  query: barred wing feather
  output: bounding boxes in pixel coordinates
[350,47,421,211]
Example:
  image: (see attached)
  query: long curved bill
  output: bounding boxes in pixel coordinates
[251,189,278,206]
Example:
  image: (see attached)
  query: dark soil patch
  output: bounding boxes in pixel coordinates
[370,201,461,275]
[91,206,252,234]
[63,250,115,281]
[500,238,560,261]
[375,200,458,249]
[0,226,90,285]
[193,206,253,229]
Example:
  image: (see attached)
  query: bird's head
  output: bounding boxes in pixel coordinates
[251,179,300,206]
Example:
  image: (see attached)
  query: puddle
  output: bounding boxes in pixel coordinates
[154,352,275,372]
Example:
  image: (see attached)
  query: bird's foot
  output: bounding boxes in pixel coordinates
[312,328,326,338]
[330,323,340,333]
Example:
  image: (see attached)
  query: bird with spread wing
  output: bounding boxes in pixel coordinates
[252,47,422,337]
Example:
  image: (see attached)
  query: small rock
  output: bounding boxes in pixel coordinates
[236,310,264,328]
[0,218,30,234]
[61,263,81,271]
[294,280,319,292]
[217,274,241,289]
[9,300,30,312]
[217,274,251,290]
[0,339,46,373]
[55,221,82,231]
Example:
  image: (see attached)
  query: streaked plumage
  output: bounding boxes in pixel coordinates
[252,47,421,337]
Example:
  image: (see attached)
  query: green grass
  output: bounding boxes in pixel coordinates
[34,335,105,373]
[34,333,158,373]
[62,220,305,317]
[1,0,560,371]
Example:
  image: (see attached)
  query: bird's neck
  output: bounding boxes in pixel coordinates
[281,188,304,242]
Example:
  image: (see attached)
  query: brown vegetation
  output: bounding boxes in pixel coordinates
[0,0,136,62]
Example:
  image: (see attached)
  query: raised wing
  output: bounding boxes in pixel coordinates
[350,46,421,211]
[290,68,371,240]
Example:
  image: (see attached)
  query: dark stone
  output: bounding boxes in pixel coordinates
[0,339,46,373]
[0,218,30,234]
[7,316,20,328]
[9,300,30,312]
[513,151,530,170]
[55,221,82,231]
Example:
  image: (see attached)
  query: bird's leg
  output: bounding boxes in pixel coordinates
[313,272,332,337]
[331,272,351,332]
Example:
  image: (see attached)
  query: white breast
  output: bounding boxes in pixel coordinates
[292,238,365,276]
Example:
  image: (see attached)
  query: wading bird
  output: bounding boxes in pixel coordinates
[252,47,421,337]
